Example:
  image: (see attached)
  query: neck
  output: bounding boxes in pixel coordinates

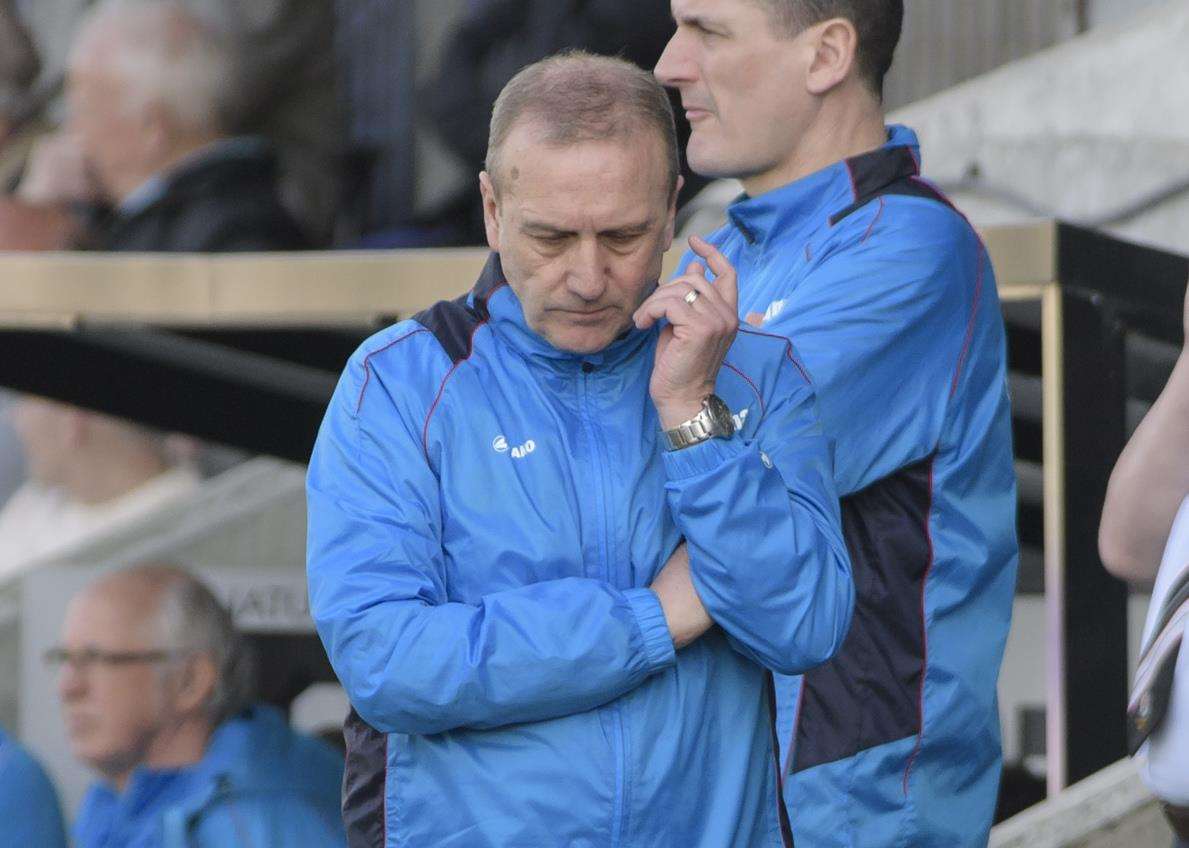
[110,716,214,793]
[62,445,170,506]
[742,93,887,197]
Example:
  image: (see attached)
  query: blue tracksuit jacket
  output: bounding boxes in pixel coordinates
[73,705,345,848]
[678,125,1019,847]
[306,254,854,847]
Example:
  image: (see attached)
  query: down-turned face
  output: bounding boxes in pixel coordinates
[480,121,678,355]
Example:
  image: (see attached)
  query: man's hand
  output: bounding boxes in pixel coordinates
[650,544,713,649]
[634,235,739,429]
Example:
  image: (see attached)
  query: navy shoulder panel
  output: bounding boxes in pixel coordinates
[412,252,506,364]
[413,294,484,365]
[829,144,955,227]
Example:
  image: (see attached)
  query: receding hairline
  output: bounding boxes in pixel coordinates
[488,117,676,196]
[76,564,193,632]
[485,51,680,198]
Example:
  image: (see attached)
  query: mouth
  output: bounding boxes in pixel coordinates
[684,106,713,122]
[554,307,614,323]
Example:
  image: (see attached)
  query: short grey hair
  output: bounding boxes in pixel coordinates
[70,0,237,134]
[119,564,255,726]
[486,51,680,198]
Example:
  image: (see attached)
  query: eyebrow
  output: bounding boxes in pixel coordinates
[673,13,724,32]
[521,220,654,238]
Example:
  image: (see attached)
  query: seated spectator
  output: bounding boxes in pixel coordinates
[0,0,42,189]
[0,396,200,581]
[0,724,68,848]
[36,0,310,252]
[50,564,346,847]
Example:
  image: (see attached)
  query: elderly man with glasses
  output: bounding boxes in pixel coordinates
[48,564,346,848]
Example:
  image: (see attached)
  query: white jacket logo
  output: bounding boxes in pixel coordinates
[733,408,750,431]
[494,435,536,459]
[762,300,786,324]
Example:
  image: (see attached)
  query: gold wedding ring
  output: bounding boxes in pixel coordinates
[683,289,700,306]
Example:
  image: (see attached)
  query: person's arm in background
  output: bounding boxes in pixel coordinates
[1099,281,1189,583]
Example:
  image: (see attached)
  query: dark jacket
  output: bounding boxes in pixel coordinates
[87,138,311,253]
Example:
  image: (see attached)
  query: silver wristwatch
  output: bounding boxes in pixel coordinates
[662,395,736,451]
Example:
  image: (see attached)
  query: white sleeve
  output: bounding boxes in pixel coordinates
[1135,496,1189,805]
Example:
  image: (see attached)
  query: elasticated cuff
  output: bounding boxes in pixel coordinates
[623,587,676,674]
[661,435,749,481]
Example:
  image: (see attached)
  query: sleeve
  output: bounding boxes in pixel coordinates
[662,353,854,674]
[761,212,980,495]
[306,361,675,735]
[0,742,68,848]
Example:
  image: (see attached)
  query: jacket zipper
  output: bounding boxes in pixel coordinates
[580,362,628,847]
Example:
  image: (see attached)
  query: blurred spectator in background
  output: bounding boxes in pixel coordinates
[8,0,342,243]
[19,0,310,253]
[419,0,701,245]
[51,564,346,848]
[0,723,68,848]
[0,0,79,250]
[0,0,41,185]
[0,397,200,582]
[1100,281,1189,848]
[183,0,344,243]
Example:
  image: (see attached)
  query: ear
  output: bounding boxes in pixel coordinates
[171,653,219,718]
[805,18,859,96]
[478,171,502,253]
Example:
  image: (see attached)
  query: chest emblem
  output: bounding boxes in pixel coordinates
[493,435,537,459]
[762,299,786,324]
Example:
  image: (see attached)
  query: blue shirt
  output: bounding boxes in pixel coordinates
[0,726,67,848]
[73,705,345,848]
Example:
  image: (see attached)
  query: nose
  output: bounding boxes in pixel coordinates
[58,661,87,703]
[565,237,610,302]
[654,28,693,87]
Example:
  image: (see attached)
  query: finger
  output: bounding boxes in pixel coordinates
[634,290,688,330]
[682,273,735,322]
[666,262,705,285]
[688,235,738,309]
[636,280,733,336]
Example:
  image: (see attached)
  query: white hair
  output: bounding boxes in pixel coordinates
[70,0,238,134]
[154,566,255,726]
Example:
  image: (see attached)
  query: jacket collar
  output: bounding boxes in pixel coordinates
[473,253,654,371]
[726,124,921,248]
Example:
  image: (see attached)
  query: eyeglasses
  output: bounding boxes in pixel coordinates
[43,646,190,671]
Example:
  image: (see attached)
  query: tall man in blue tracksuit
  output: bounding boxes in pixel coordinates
[307,53,854,847]
[658,2,1018,846]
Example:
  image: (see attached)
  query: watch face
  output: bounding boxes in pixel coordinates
[704,395,736,437]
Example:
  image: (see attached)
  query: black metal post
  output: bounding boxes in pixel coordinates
[1058,288,1130,783]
